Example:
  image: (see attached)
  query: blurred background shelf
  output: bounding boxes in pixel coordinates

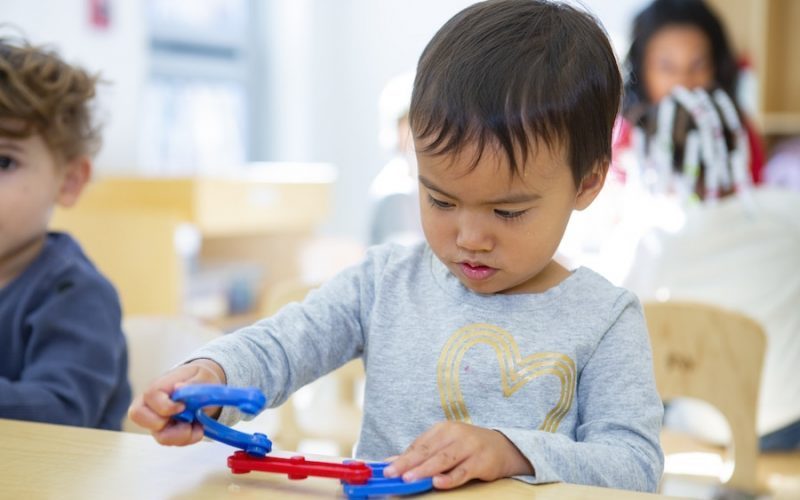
[762,112,800,136]
[706,0,800,151]
[51,163,335,323]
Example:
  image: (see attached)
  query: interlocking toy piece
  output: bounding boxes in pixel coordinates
[341,461,435,499]
[227,454,434,498]
[172,384,266,421]
[171,385,434,498]
[171,384,272,456]
[227,451,373,483]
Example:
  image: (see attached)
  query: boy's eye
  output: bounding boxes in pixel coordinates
[0,156,18,172]
[494,208,528,220]
[428,194,454,209]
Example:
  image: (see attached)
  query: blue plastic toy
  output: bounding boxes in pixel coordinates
[171,384,272,456]
[342,461,435,499]
[170,384,435,498]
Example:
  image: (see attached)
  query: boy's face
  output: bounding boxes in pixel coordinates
[416,139,604,294]
[0,132,85,282]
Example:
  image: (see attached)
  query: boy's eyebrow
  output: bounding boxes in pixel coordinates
[0,139,24,153]
[418,175,541,205]
[418,175,457,199]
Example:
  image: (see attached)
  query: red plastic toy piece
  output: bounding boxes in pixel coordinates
[227,451,373,484]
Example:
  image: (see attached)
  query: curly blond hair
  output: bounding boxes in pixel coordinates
[0,35,101,162]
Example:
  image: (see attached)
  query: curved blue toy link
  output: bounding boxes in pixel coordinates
[171,384,272,457]
[341,461,435,499]
[171,385,433,498]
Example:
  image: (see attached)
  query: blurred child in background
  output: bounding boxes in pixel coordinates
[623,70,800,452]
[368,72,424,246]
[558,0,765,283]
[618,0,764,182]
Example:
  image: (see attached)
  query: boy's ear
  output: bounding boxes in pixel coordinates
[574,161,608,211]
[57,155,92,208]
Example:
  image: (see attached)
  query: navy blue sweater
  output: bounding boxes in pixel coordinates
[0,232,131,430]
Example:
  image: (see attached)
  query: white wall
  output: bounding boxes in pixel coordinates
[3,0,649,243]
[1,0,148,173]
[258,0,649,242]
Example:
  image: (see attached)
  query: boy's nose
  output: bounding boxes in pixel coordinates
[456,217,493,253]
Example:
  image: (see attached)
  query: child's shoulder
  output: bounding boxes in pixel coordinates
[32,232,117,297]
[567,266,626,292]
[0,232,120,324]
[354,241,433,288]
[563,266,641,314]
[40,231,93,270]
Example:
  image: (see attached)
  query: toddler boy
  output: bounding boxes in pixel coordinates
[130,0,664,491]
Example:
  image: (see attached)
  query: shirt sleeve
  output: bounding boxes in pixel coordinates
[0,269,128,429]
[189,246,385,426]
[494,297,664,492]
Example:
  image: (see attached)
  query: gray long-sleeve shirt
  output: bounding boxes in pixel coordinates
[190,243,663,491]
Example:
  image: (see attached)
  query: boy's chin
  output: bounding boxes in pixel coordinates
[458,278,502,295]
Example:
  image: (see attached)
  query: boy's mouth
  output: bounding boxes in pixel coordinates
[459,261,497,281]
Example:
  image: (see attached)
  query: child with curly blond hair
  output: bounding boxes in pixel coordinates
[0,35,131,430]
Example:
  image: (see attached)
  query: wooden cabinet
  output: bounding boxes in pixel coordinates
[51,164,335,322]
[706,0,800,149]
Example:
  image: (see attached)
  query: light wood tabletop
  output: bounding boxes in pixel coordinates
[0,418,678,499]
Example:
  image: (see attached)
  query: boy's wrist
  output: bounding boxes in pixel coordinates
[493,430,535,477]
[190,358,227,385]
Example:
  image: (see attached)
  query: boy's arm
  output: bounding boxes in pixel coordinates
[494,298,664,492]
[185,246,382,426]
[0,272,129,429]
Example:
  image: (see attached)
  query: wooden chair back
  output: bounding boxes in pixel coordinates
[643,301,766,492]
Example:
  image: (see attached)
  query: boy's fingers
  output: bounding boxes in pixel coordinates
[128,396,172,431]
[432,458,475,490]
[127,361,227,442]
[383,441,431,478]
[142,385,185,417]
[402,442,464,482]
[384,427,451,478]
[153,421,204,446]
[139,365,211,416]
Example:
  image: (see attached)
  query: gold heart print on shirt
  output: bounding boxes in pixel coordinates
[437,323,576,432]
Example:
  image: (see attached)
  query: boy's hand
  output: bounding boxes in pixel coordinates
[127,359,226,446]
[383,421,534,489]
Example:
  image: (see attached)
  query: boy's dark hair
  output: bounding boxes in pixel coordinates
[409,0,621,186]
[0,34,101,161]
[622,0,738,119]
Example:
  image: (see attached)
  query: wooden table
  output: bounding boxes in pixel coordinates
[0,419,677,499]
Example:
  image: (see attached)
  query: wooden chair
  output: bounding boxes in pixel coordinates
[643,301,766,493]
